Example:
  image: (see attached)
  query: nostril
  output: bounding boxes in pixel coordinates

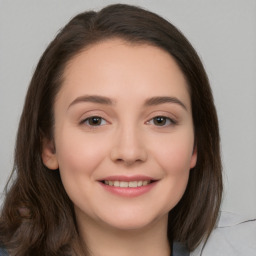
[110,140,148,164]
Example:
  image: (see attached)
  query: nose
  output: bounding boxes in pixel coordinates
[110,125,147,166]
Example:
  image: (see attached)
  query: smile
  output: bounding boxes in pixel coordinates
[103,180,151,187]
[99,176,158,197]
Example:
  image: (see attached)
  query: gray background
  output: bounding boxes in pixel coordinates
[0,0,255,217]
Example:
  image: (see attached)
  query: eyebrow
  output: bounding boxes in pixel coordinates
[68,95,187,111]
[68,95,114,109]
[144,96,187,111]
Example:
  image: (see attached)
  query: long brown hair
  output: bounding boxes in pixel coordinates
[0,4,222,255]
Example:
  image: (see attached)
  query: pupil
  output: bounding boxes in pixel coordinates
[89,117,101,125]
[154,116,166,126]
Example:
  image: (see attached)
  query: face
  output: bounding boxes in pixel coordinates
[42,39,197,231]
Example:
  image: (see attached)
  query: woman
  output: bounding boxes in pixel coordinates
[0,4,222,256]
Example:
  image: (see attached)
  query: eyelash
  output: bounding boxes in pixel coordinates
[81,115,176,128]
[81,116,107,127]
[146,116,177,127]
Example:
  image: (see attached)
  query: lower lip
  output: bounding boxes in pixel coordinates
[99,181,158,197]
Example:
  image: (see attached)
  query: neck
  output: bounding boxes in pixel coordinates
[77,213,171,256]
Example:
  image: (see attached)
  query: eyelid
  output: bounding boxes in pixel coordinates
[146,110,178,123]
[79,111,111,128]
[79,109,109,121]
[146,116,177,126]
[81,116,107,126]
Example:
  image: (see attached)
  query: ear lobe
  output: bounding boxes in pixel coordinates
[41,137,59,170]
[190,144,197,169]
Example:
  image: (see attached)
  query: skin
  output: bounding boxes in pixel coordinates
[42,39,197,256]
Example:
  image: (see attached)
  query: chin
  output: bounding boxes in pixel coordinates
[98,211,166,232]
[105,221,154,232]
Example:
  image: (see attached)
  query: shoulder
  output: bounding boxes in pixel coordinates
[0,247,8,256]
[190,211,256,256]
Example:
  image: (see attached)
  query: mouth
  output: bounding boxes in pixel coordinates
[99,180,157,188]
[98,175,158,197]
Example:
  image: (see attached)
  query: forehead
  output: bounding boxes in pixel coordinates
[58,38,190,109]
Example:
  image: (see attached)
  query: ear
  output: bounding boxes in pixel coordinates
[190,144,197,169]
[41,137,59,170]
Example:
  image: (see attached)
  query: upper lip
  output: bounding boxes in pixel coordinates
[99,175,157,182]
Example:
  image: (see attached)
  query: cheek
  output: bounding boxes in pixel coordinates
[152,131,195,175]
[54,127,109,192]
[148,131,194,209]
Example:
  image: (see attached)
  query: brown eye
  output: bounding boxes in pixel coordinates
[153,116,168,126]
[83,116,106,126]
[147,116,175,127]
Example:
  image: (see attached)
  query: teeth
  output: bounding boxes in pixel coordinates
[143,181,148,186]
[120,181,128,188]
[103,180,151,187]
[114,181,119,186]
[129,181,137,188]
